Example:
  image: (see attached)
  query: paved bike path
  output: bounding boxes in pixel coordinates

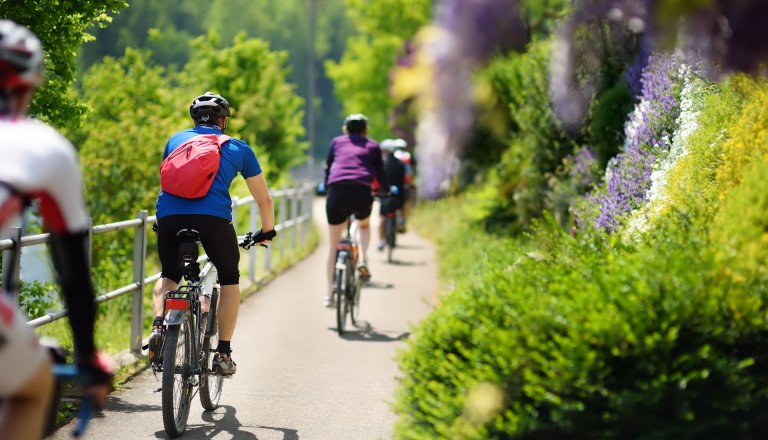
[51,197,438,440]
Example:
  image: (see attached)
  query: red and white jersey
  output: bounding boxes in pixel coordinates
[0,118,89,233]
[0,117,88,395]
[394,149,414,185]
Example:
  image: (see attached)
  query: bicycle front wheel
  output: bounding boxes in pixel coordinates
[162,315,193,438]
[335,266,347,335]
[200,291,223,410]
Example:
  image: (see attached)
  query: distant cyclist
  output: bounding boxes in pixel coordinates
[323,114,388,307]
[152,92,276,376]
[0,19,112,440]
[392,138,414,232]
[376,139,406,252]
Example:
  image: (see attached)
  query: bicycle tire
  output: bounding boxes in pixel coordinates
[386,216,396,263]
[200,289,223,410]
[350,263,362,325]
[162,315,193,438]
[335,265,347,335]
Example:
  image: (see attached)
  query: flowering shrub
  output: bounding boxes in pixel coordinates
[716,79,768,198]
[582,53,682,232]
[624,63,706,237]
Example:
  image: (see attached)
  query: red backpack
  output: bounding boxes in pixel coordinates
[160,134,230,199]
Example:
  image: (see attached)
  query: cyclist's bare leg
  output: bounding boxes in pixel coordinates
[0,357,54,440]
[356,217,371,264]
[216,284,240,341]
[326,221,347,298]
[378,215,386,241]
[152,277,179,321]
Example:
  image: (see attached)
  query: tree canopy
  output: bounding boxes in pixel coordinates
[0,0,127,129]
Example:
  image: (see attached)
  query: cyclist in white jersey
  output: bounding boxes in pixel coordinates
[0,20,112,440]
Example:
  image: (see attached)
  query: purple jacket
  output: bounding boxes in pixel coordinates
[324,134,388,189]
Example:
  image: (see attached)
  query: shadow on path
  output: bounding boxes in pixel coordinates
[108,396,161,414]
[363,280,395,289]
[152,405,299,439]
[328,320,410,342]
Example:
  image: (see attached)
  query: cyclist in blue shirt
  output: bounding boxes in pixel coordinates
[152,92,276,376]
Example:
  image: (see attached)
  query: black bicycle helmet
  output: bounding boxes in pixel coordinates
[344,113,368,134]
[0,20,44,89]
[189,91,231,122]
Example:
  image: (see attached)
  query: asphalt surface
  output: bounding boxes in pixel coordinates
[51,197,438,440]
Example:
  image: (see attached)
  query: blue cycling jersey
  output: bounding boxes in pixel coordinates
[156,125,262,221]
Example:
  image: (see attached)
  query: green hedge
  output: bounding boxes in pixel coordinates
[395,212,768,439]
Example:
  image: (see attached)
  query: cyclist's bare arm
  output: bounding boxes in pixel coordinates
[245,174,275,234]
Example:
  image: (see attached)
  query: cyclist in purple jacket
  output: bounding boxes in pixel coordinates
[323,114,388,307]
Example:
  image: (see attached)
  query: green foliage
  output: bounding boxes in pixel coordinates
[588,81,635,168]
[182,33,306,181]
[326,34,404,139]
[481,39,578,231]
[18,280,57,320]
[326,0,432,140]
[396,206,768,439]
[520,0,573,37]
[71,48,185,224]
[715,77,768,199]
[710,154,768,287]
[78,0,355,160]
[0,0,128,129]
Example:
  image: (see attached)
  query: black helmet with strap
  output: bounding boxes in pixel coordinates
[189,91,231,122]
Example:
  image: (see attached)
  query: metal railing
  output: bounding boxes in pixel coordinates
[0,183,316,357]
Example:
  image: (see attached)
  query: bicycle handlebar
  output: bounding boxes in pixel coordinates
[239,229,277,249]
[52,364,94,438]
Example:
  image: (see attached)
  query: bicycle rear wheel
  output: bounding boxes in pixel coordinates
[335,265,347,335]
[162,315,193,438]
[385,216,396,263]
[200,289,223,410]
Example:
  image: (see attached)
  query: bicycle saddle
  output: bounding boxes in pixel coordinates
[176,228,201,263]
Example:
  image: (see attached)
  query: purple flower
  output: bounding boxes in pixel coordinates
[415,0,529,199]
[582,53,682,232]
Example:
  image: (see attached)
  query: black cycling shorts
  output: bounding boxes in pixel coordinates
[156,214,240,285]
[325,182,373,225]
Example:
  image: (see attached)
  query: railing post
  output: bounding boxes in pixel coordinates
[300,185,308,246]
[291,187,299,249]
[2,227,22,304]
[130,210,148,358]
[249,200,258,284]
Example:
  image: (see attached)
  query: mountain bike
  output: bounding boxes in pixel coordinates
[378,194,398,263]
[154,228,270,438]
[334,215,362,335]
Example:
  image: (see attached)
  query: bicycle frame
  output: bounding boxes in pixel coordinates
[335,215,363,335]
